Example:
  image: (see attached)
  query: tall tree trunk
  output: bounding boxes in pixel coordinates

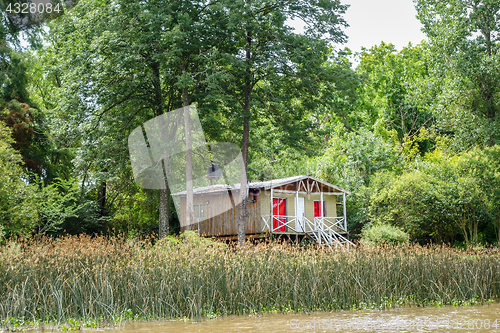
[159,177,170,238]
[152,61,170,238]
[482,28,492,57]
[238,29,253,247]
[239,117,250,246]
[480,29,496,124]
[97,172,107,216]
[182,84,194,232]
[497,218,500,245]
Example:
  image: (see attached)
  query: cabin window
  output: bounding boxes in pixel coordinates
[194,203,207,220]
[314,201,326,217]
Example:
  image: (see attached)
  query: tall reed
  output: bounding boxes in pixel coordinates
[0,232,498,329]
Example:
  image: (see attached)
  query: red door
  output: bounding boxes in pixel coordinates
[273,198,286,231]
[314,201,326,217]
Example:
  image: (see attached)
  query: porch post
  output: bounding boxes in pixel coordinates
[343,192,347,232]
[320,190,324,229]
[270,187,273,233]
[295,185,299,232]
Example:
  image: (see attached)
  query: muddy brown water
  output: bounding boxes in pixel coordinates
[81,303,500,333]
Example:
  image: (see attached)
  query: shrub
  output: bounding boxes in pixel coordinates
[368,147,500,246]
[360,223,409,246]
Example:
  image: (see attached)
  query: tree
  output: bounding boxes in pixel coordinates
[36,178,82,234]
[415,0,500,149]
[355,42,434,152]
[42,0,230,237]
[206,0,349,245]
[0,1,75,186]
[40,0,170,234]
[0,121,38,238]
[460,146,500,245]
[368,147,499,246]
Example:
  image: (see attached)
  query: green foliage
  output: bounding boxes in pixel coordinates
[0,21,72,183]
[0,121,38,239]
[360,223,409,246]
[415,0,500,149]
[355,42,434,147]
[36,178,83,234]
[369,170,440,241]
[59,198,106,235]
[0,47,30,103]
[320,129,399,188]
[201,0,352,176]
[368,146,500,246]
[310,129,399,233]
[110,187,180,237]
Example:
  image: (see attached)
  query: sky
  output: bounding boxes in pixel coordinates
[341,0,427,53]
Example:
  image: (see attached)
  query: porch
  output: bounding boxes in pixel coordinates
[259,176,354,249]
[261,215,353,249]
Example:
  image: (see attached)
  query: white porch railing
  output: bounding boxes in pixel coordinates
[261,215,300,233]
[261,215,355,249]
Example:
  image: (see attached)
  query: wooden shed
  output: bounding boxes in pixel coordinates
[172,175,354,248]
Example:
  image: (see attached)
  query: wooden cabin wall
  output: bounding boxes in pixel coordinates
[260,190,271,219]
[179,196,185,230]
[246,190,261,234]
[179,189,261,236]
[303,193,337,222]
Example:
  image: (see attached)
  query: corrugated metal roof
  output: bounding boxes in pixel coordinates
[171,175,350,196]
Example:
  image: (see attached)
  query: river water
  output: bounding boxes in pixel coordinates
[93,303,500,333]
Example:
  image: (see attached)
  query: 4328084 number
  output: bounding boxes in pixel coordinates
[6,2,62,14]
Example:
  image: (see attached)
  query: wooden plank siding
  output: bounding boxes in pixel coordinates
[179,189,261,236]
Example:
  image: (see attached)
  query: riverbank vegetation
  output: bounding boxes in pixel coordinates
[0,233,498,330]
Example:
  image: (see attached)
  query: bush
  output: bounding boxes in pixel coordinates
[368,147,500,246]
[360,223,409,246]
[368,170,450,243]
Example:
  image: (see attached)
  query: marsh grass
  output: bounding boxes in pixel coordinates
[0,232,499,330]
